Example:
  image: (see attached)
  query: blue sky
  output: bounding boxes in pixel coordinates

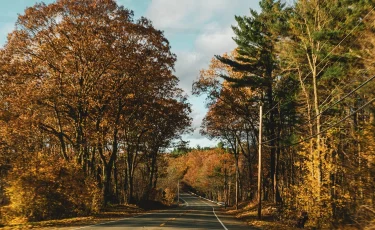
[0,0,261,148]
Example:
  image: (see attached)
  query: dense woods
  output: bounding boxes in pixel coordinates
[0,0,191,223]
[189,0,375,228]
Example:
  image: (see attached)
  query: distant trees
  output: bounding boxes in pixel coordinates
[0,0,190,222]
[168,148,235,203]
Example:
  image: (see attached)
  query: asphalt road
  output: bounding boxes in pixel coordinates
[75,193,251,230]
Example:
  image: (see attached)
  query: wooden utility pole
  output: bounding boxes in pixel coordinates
[235,137,239,210]
[258,104,263,220]
[236,167,238,210]
[224,159,227,209]
[178,180,180,204]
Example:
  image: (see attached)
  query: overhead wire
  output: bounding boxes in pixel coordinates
[263,100,281,117]
[232,6,375,147]
[261,5,375,118]
[274,98,375,149]
[312,74,375,120]
[261,73,375,146]
[259,6,375,143]
[301,5,375,82]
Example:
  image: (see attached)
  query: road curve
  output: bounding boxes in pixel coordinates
[73,193,250,230]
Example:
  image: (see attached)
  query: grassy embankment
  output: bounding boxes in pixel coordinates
[0,204,165,229]
[223,201,364,230]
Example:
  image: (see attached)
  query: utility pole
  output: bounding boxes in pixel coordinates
[236,167,238,210]
[224,159,227,209]
[235,137,239,210]
[178,179,180,204]
[258,104,263,220]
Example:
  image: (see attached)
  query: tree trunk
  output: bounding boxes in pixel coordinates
[103,162,112,205]
[126,150,135,204]
[266,79,277,204]
[149,151,158,195]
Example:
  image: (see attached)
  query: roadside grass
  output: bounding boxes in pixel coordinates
[0,204,147,229]
[222,201,299,230]
[222,201,366,230]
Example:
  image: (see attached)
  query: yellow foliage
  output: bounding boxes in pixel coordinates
[1,155,102,223]
[163,188,176,205]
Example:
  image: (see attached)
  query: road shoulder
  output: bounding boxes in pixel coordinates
[1,204,171,229]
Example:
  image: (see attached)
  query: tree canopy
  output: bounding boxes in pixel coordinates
[0,0,191,222]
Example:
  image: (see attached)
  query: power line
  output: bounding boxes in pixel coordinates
[262,72,375,144]
[260,10,375,139]
[262,135,280,146]
[319,69,369,109]
[263,101,280,117]
[310,74,375,122]
[232,6,375,145]
[268,98,375,149]
[262,6,375,117]
[301,5,375,82]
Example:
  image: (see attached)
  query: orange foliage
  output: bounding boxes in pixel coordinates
[182,149,235,200]
[2,154,101,223]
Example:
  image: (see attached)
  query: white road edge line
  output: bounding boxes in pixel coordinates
[194,194,228,230]
[213,207,228,230]
[180,197,189,206]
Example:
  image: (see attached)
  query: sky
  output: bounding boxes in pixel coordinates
[0,0,261,148]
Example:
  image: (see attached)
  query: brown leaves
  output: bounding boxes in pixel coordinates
[177,149,234,195]
[193,50,259,140]
[0,0,191,215]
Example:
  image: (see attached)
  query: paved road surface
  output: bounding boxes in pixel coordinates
[75,193,251,230]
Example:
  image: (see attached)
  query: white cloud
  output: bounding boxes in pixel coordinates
[174,51,204,93]
[175,25,236,95]
[190,105,206,129]
[195,24,236,56]
[145,0,251,30]
[145,0,195,29]
[143,0,260,147]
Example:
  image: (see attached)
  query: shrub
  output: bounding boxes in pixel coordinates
[1,155,102,223]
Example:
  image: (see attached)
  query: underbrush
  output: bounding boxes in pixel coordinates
[1,155,102,224]
[224,201,375,229]
[0,204,146,229]
[138,200,170,210]
[224,200,299,229]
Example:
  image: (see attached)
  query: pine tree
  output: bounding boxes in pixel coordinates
[216,0,288,203]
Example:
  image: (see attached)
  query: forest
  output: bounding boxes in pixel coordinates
[0,0,375,229]
[190,0,375,228]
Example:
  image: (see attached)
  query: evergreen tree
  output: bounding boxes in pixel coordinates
[216,0,289,203]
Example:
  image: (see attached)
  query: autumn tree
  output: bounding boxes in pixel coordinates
[194,51,261,207]
[176,149,235,203]
[277,0,375,226]
[0,0,191,220]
